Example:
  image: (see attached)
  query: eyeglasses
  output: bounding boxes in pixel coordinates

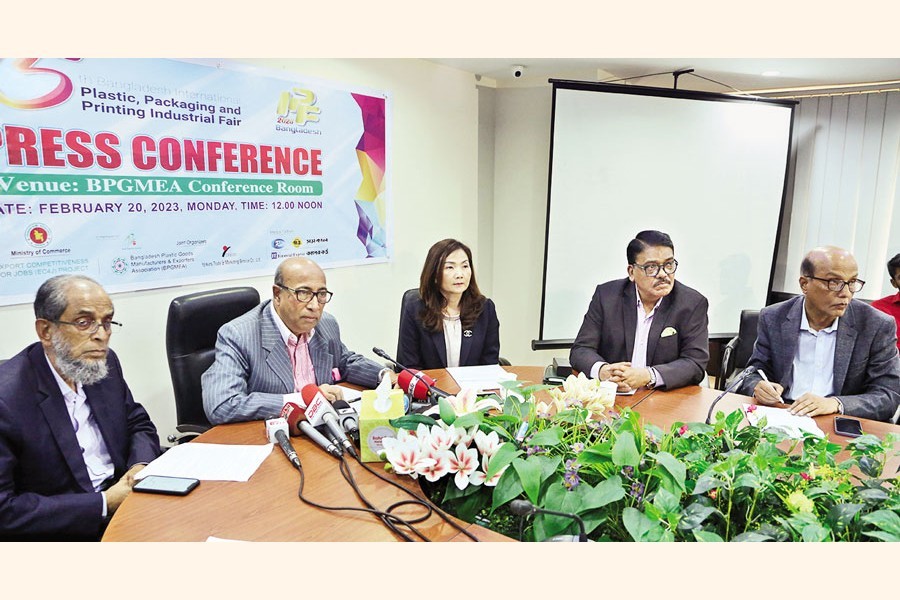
[631,259,678,277]
[806,276,865,293]
[53,318,122,334]
[277,284,333,304]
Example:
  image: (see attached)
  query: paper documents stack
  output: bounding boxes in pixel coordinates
[447,365,517,394]
[743,404,825,439]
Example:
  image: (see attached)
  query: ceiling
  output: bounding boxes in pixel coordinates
[426,58,900,95]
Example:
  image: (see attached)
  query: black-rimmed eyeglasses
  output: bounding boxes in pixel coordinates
[277,284,334,304]
[53,318,122,334]
[631,259,678,277]
[806,276,865,294]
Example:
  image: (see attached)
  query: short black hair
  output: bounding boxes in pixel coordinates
[888,253,900,279]
[626,230,674,264]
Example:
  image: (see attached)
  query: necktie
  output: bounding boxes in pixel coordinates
[287,333,317,391]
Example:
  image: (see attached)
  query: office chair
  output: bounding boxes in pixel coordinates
[165,286,260,444]
[397,288,511,368]
[717,309,760,391]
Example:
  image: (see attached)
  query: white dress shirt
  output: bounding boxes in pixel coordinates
[788,300,838,400]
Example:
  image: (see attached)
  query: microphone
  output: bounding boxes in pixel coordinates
[280,401,307,436]
[397,368,451,404]
[301,384,357,458]
[298,420,344,458]
[509,499,588,542]
[333,399,359,442]
[265,417,301,470]
[705,365,757,424]
[372,346,405,371]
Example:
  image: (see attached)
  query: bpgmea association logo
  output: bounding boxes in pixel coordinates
[26,223,52,247]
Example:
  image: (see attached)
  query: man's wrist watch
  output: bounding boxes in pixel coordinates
[833,397,844,414]
[647,368,657,389]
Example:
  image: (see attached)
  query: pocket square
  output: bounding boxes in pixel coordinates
[661,327,677,338]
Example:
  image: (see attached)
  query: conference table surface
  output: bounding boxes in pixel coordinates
[103,367,899,541]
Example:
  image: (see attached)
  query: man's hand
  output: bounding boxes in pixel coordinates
[318,384,345,402]
[600,362,635,392]
[106,464,145,516]
[615,366,653,391]
[752,380,785,406]
[789,393,840,417]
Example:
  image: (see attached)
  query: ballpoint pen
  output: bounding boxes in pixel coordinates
[757,370,784,404]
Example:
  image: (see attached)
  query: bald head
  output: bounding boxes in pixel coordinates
[272,257,328,336]
[799,246,860,330]
[801,246,857,278]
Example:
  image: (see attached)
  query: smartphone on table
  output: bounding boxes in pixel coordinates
[833,416,863,438]
[133,475,200,496]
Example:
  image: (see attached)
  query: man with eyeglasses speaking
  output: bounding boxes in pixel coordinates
[0,275,161,540]
[739,246,900,423]
[202,257,395,425]
[570,230,710,393]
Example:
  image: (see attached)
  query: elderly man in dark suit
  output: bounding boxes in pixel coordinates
[202,257,395,425]
[739,246,900,423]
[570,230,710,392]
[0,275,161,541]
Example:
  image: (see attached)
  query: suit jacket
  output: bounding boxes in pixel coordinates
[738,296,900,422]
[0,343,161,541]
[569,278,710,389]
[396,293,500,370]
[202,300,384,424]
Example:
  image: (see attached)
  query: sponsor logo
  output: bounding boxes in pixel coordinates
[221,245,231,257]
[111,257,128,274]
[275,87,321,126]
[26,223,51,247]
[292,237,303,248]
[272,238,285,249]
[123,233,140,249]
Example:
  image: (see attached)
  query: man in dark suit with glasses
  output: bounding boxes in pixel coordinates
[0,275,161,540]
[739,246,900,423]
[570,230,710,393]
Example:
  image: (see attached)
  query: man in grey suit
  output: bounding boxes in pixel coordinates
[739,246,900,423]
[202,257,393,425]
[570,230,709,392]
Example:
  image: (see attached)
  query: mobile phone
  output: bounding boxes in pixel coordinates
[133,475,200,496]
[833,416,863,438]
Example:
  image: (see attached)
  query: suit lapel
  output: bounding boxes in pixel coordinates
[84,383,123,472]
[623,284,638,359]
[780,298,803,390]
[646,294,671,363]
[833,306,858,394]
[430,328,448,367]
[307,332,334,384]
[32,354,94,492]
[260,307,295,392]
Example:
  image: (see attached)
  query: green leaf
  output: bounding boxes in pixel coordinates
[650,451,686,492]
[857,488,890,503]
[677,502,718,531]
[692,474,723,495]
[731,531,774,542]
[800,523,831,542]
[453,411,484,430]
[538,482,589,538]
[653,487,680,514]
[734,472,761,490]
[512,458,543,504]
[485,442,522,480]
[438,397,456,425]
[581,475,626,510]
[862,531,900,542]
[612,431,640,467]
[857,456,882,478]
[826,503,864,531]
[693,530,724,542]
[389,414,436,430]
[861,509,900,536]
[527,427,564,447]
[623,507,656,542]
[490,468,524,512]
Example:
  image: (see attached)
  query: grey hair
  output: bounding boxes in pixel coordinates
[33,275,102,321]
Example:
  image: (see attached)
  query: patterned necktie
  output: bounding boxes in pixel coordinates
[287,333,317,391]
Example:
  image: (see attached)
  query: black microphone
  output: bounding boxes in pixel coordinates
[372,346,406,371]
[509,499,588,542]
[266,418,301,470]
[705,365,757,424]
[333,400,359,442]
[298,420,344,458]
[301,384,358,458]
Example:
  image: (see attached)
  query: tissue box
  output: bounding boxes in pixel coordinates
[359,388,406,462]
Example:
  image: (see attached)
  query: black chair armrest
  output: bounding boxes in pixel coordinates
[717,336,738,391]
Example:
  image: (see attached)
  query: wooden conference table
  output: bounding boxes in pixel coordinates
[103,367,899,541]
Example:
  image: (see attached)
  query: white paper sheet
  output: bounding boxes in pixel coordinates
[135,442,274,482]
[336,385,364,401]
[743,404,825,439]
[447,365,517,394]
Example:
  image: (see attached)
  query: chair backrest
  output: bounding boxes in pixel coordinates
[718,309,760,389]
[396,288,420,363]
[165,286,260,428]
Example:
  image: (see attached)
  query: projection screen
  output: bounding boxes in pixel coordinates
[538,81,795,346]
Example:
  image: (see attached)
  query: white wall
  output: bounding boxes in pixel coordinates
[0,59,480,440]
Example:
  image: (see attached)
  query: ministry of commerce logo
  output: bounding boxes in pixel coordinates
[111,258,128,274]
[26,223,51,247]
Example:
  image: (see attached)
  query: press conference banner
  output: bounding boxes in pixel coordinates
[0,58,391,306]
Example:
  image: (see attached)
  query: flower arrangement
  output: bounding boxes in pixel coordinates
[383,375,900,542]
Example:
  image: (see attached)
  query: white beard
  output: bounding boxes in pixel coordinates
[51,333,109,386]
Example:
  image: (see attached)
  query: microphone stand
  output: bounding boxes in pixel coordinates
[509,499,588,542]
[705,366,756,425]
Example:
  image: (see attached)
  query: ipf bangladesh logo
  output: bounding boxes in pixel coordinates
[275,87,320,126]
[26,223,51,247]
